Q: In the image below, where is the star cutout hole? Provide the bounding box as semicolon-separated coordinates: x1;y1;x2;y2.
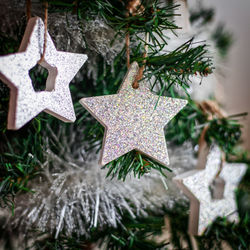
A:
209;176;225;200
29;61;57;92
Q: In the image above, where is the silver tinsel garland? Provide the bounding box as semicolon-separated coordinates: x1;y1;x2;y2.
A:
4;124;194;238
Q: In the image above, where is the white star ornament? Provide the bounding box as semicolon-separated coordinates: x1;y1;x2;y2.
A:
174;147;247;235
80;62;187;166
0;17;87;129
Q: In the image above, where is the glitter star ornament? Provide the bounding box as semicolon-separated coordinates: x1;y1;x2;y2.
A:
174;146;247;235
80;62;187;166
0;17;87;129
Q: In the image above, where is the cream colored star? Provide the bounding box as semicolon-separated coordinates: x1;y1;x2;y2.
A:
80;62;187;166
174;146;247;235
0;17;87;129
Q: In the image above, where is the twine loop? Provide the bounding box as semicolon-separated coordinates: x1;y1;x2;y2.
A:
125;0;148;89
198;100;226;177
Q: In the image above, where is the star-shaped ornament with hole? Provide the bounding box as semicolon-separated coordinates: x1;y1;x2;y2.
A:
0;17;87;129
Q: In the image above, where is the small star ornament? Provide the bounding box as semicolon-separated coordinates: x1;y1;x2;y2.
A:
174;146;247;235
80;62;187;166
0;17;87;129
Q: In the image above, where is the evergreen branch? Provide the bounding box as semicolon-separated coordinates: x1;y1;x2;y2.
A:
206;118;242;155
166;100;245;156
143;38;213;91
212;23;233;57
102;151;171;181
49;0;179;46
0;160;38;210
190;6;215;25
190;4;233;58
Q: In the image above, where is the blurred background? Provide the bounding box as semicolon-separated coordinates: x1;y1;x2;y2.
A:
190;0;250;151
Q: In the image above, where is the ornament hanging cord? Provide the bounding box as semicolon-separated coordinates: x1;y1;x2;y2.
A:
26;0;31;20
125;0;148;88
125;31;149;89
198;100;226;177
133;32;149;89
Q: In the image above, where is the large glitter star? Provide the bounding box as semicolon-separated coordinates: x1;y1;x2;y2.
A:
80;62;187;166
0;17;87;129
174;146;247;235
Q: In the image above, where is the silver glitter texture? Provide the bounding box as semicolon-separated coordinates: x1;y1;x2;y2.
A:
0;17;87;129
174;146;247;235
80;62;187;166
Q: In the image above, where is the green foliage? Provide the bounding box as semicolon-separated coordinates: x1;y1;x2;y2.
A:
190;7;215;25
23;210;168;250
206;117;242;155
0;119;44;208
189;4;233;58
29;64;49;92
49;0;213;94
166;100;244;156
49;0;179;44
48;0;115;21
237;166;250;220
105;1;179;45
166;100;204;144
0;33;20;55
198;216;250;249
103;150;171;181
78;112;104;152
145;38;212;94
0;82;9;133
212;24;233;58
30;232;91;250
101;214;167;250
0;162;36;211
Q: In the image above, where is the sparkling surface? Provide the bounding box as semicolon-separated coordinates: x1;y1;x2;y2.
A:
174;146;247;235
0;17;87;129
80;62;187;166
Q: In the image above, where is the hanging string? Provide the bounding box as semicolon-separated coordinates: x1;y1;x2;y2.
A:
73;0;79;14
125;1;132;69
125;0;147;89
197;100;226;176
132;32;149;89
26;0;31;20
216;151;226;177
38;1;48;63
